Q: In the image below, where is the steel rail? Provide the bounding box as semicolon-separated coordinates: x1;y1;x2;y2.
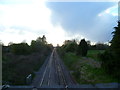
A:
39;50;54;86
54;50;68;88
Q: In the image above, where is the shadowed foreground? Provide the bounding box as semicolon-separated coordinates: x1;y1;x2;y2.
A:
2;49;119;89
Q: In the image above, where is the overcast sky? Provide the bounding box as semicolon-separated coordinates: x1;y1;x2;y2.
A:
0;0;118;46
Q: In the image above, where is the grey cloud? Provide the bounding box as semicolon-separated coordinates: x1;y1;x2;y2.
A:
46;2;117;42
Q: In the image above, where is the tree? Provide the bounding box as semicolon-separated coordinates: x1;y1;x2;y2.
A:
110;21;120;78
77;39;88;56
31;40;38;52
111;21;120;55
100;21;120;80
65;41;78;53
64;40;72;45
8;42;13;46
42;35;47;44
87;40;91;46
62;40;78;53
30;36;53;53
36;37;42;42
10;42;31;55
87;40;91;50
96;43;109;50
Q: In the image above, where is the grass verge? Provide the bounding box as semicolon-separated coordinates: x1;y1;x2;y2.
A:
62;52;81;70
62;52;118;84
87;50;105;61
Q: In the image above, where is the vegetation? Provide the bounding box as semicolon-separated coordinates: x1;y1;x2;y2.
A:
2;35;53;85
62;40;78;53
62;52;81;70
10;43;31;55
62;52;117;84
2;21;119;85
87;50;105;61
77;39;88;56
57;21;119;83
88;43;109;50
99;21;120;82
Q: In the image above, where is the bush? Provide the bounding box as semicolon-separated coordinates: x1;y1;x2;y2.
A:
65;42;78;53
77;39;88;56
2;36;53;85
99;50;119;81
10;43;31;55
99;21;120;82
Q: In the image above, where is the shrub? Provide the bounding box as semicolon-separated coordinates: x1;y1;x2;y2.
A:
77;39;88;56
10;43;31;55
100;50;119;81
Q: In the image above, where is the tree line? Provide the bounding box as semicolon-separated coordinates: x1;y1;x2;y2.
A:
2;35;53;85
57;21;120;82
57;39;109;57
100;21;120;81
2;35;53;55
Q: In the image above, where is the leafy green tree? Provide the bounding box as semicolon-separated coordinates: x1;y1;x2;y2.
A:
100;21;120;80
36;35;47;44
111;21;120;55
64;40;72;45
62;40;78;53
65;42;77;53
42;35;47;44
77;39;88;56
110;21;120;79
96;43;109;50
31;40;38;52
30;35;52;54
10;43;31;55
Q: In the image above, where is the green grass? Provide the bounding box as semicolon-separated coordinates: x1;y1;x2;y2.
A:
87;50;105;61
62;52;81;70
62;52;118;84
77;64;117;84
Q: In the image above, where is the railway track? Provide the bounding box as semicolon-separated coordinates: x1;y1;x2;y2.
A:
32;48;76;88
54;51;68;88
39;49;54;87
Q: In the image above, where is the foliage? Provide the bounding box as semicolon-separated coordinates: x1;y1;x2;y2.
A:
57;40;78;58
99;50;119;80
62;52;117;84
87;50;105;61
62;52;81;70
88;43;109;50
66;43;77;52
2;53;47;85
64;40;78;53
77;39;88;56
10;43;31;55
2;35;53;85
57;46;66;58
99;21;120;82
111;21;120;55
8;35;53;55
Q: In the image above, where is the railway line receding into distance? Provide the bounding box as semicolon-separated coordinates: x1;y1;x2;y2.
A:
31;48;77;88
